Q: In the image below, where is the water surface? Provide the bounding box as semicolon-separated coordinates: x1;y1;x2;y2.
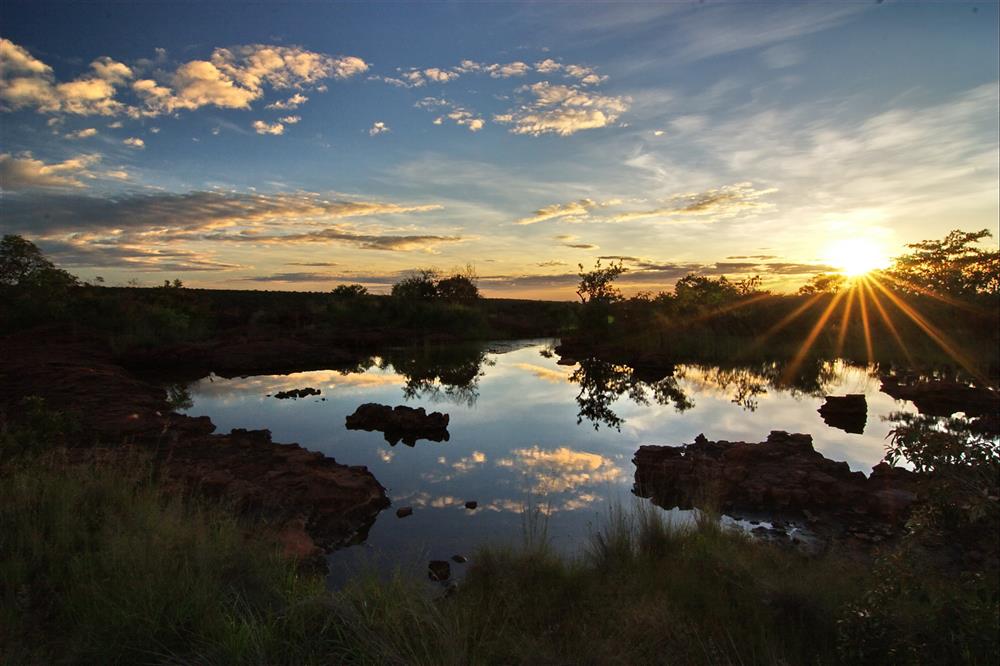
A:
180;339;918;580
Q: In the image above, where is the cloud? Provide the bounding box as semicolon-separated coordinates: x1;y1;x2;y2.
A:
0;152;100;190
37;239;241;272
1;38;133;116
133;44;366;115
65;127;98;139
369;120;390;136
252;119;284;135
608;183;776;223
417;97;484;131
238;271;340;283
2;190;444;236
499;82;630;136
123;137;145;148
486;61;531;78
517;198;598;225
496;446;623;494
266;93;308;110
279;114;301;124
563;243;598;250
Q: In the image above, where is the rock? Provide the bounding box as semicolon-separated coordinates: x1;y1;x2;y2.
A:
464;500;478;510
345;403;450;446
0;331;391;558
451;554;468;563
880;376;999;418
633;431;922;537
396;506;413;518
273;387;320;400
817;394;867;434
428;560;451;582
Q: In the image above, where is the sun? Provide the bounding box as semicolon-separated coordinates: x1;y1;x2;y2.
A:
824;238;890;277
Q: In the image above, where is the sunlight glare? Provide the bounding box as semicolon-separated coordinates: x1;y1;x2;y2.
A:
824;239;890;277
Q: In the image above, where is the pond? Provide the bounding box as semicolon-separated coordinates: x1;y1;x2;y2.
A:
179;339;919;583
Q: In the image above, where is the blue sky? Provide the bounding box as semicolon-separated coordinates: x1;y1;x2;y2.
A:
1;1;997;297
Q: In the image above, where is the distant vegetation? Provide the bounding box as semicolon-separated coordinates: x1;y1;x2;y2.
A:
566;229;999;375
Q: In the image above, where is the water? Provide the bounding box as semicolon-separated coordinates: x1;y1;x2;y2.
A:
179;339;918;580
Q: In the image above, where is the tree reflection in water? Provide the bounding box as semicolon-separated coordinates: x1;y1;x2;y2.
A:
377;344;495;407
570;358;693;431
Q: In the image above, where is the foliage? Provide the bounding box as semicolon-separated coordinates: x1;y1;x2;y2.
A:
0;235;77;290
575;259;627;304
391;269;440;300
331;283;369;299
887;228;1000;296
799;272;847;295
0;397;81;462
436;275;480;303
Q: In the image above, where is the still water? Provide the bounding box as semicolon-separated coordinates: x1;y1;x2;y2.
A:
180;339;918;580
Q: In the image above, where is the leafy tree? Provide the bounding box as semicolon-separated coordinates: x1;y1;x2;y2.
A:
576;260;627;304
672;274;739;309
391;269;439;300
331;283;369;299
436;275;480;303
798;272;847;295
887;228;999;296
0;235;77;290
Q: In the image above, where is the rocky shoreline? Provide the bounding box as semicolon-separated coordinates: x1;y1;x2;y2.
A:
0;329;390;564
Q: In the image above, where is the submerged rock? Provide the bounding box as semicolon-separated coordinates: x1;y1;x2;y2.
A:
451;554;468;563
273;387;321;399
880;376;999;418
464;500;478;510
633;431;920;534
428;560;451;582
818;394;867;434
345;403;450;446
396;506;413;518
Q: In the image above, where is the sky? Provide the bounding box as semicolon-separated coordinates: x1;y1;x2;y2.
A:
1;1;997;299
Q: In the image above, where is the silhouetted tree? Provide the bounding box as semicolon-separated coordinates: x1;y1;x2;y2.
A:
576;260;627;304
0;235;77;290
887;228;999;296
391;270;439;300
331;283;369;299
798;272;847;295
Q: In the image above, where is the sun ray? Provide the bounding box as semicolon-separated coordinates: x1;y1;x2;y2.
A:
748;292;824;352
877;272;988;313
856;280;875;364
781;290;846;384
835;283;856;357
867;275;983;381
860;277;913;366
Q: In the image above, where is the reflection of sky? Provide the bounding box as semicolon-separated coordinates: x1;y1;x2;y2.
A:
181;340;917;577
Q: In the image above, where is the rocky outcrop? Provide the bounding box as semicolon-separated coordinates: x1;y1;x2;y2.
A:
0;330;390;561
633;431;920;530
818;394;867;434
273;387;320;399
345;403;450;446
880;376;999;418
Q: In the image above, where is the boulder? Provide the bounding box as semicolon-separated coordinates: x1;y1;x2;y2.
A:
633;431;921;530
428;560;451;582
345;403;450;446
880;376;999;418
817;394;867;434
273;387;321;400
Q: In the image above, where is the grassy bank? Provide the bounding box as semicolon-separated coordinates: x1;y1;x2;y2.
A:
4;448;996;665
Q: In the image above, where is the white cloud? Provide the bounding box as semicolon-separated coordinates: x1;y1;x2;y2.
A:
369;121;390;136
501;82;631;136
516;199;599;225
279;115;301;124
0;152;101;190
266;92;309;110
486;61;531;78
252;120;284;135
123;137;145;148
0;39;133;116
65;127;98;140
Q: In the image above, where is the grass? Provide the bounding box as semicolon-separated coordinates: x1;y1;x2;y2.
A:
2;450;996;665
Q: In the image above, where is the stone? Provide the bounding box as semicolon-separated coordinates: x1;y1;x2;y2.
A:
451;554;468;563
345;403;450;446
428;560;451;582
396;506;413;518
817;394;867;434
464;500;478;510
273;387;321;399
